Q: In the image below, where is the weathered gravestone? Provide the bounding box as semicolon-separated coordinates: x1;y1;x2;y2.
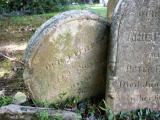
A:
23;10;110;104
106;0;160;113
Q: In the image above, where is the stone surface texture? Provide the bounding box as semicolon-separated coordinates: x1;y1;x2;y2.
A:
23;10;110;103
13;92;27;104
106;0;160;113
0;104;81;120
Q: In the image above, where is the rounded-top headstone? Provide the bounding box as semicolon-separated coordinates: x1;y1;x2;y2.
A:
23;10;109;104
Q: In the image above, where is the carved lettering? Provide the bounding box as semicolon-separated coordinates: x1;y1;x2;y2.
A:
130;94;160;102
138;9;160;18
24;10;108;105
126;64;160;73
118;81;160;89
129;31;160;42
150;52;160;59
108;0;160;112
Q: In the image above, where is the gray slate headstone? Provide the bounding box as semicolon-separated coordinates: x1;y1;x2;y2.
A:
23;10;109;104
106;0;160;113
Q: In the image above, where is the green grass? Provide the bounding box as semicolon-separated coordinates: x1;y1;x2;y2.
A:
0;4;106;44
0;3;106;82
0;96;13;107
0;4;106;26
86;4;107;17
66;4;107;17
38;110;51;120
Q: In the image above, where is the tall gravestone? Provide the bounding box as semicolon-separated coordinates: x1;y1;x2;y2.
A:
106;0;160;113
23;10;110;104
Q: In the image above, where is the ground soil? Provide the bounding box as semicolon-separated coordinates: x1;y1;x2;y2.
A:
0;24;31;96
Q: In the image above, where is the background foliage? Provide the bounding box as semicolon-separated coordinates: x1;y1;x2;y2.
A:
0;0;99;15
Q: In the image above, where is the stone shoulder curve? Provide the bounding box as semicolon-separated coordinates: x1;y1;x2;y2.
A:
24;10;109;64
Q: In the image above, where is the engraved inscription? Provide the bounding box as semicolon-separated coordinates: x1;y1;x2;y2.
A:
108;0;160;112
125;65;160;73
45;39;106;68
129;31;160;42
135;0;160;8
73;38;106;57
118;81;160;88
24;10;108;104
131;94;160;103
138;9;160;18
150;52;160;59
